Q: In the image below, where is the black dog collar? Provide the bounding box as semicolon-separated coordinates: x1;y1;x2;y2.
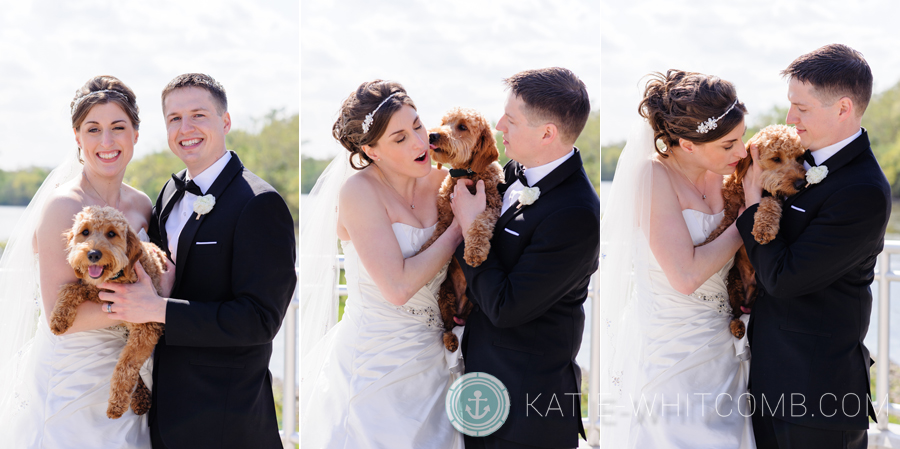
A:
449;168;475;177
108;270;125;281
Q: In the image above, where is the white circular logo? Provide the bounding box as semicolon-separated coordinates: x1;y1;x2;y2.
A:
445;372;510;436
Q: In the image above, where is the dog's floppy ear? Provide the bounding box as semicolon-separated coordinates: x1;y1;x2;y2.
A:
470;119;499;174
125;228;143;268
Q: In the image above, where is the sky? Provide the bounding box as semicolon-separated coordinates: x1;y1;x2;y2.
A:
601;0;900;145
0;0;298;170
301;0;601;160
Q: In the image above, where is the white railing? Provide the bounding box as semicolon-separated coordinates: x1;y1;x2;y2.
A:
581;241;900;448
873;241;899;429
280;274;299;448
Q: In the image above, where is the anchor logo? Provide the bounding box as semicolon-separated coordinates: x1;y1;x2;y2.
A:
446;372;510;437
465;390;491;419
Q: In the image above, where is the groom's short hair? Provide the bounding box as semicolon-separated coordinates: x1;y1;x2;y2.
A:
782;44;873;116
161;73;228;115
503;67;590;145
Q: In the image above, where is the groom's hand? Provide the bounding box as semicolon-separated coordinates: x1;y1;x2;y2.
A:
99;261;168;324
450;178;486;233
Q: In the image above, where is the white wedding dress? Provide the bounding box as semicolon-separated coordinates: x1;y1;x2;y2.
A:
621;210;754;448
2;229;152;448
302;223;464;449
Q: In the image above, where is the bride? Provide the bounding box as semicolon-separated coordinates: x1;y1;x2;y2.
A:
0;76;174;447
301;80;464;448
601;70;756;448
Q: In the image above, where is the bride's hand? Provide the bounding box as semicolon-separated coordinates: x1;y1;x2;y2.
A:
450;179;486;233
742;144;763;206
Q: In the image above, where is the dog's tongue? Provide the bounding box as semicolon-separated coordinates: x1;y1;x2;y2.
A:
88;265;103;279
429;144;437;150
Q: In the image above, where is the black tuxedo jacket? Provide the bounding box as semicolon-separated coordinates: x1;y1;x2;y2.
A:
456;149;600;448
147;152;297;449
737;130;890;431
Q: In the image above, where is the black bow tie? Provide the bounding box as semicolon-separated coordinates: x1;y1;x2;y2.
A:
514;164;530;188
171;174;203;196
802;150;817;167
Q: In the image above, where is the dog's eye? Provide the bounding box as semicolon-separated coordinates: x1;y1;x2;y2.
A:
81;229;89;236
457;124;468;132
107;231;116;238
771;157;781;163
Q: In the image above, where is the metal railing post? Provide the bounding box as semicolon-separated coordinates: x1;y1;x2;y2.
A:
282;296;298;448
878;251;890;431
588;269;601;446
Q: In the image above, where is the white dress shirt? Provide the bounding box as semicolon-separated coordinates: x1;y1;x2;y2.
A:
804;128;862;170
166;151;232;262
501;149;575;215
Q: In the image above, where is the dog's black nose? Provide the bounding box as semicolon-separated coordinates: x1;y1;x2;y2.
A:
794;178;806;190
429;132;439;145
87;250;102;263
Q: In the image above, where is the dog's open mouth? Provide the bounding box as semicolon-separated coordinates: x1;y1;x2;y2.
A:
429;144;442;153
87;265;106;279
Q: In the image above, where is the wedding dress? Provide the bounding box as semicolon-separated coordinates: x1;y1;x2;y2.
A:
601;120;754;448
621;210;754;448
1;229;152;448
301;222;464;449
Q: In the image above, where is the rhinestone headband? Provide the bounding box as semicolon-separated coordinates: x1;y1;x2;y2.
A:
696;99;739;134
71;89;127;115
361;92;399;134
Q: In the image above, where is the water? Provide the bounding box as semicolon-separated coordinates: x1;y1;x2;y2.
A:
0;204;293;381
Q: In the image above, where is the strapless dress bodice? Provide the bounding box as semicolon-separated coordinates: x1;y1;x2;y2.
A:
340;223;448;331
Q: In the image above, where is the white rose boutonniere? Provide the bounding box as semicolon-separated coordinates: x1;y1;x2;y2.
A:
516;186;541;209
805;165;828;188
193;194;216;220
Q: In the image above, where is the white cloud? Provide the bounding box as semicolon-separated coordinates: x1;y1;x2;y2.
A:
0;0;298;169
602;0;900;144
301;0;600;159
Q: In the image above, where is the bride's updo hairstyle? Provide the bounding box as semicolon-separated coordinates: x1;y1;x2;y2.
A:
71;76;140;131
333;80;416;170
639;70;747;158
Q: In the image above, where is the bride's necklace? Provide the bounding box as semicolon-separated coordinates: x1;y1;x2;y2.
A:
83;171;121;209
672;156;707;200
376;165;416;209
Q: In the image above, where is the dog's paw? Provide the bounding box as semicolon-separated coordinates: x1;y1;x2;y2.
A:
107;401;128;419
443;332;459;352
730;319;746;339
751;224;778;244
463;245;489;267
49;313;73;335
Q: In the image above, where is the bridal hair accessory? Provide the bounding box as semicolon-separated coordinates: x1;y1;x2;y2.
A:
193;194;216;219
362;93;399;134
71;89;127;114
516;186;540;209
805;165;828;188
696;99;739;134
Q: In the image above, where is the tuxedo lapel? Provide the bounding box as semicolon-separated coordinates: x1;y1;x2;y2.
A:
495;149;585;231
173;152;244;292
785;130;870;208
158;170;188;258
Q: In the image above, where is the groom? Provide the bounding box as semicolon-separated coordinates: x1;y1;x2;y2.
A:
739;44;889;448
101;73;296;448
452;67;600;449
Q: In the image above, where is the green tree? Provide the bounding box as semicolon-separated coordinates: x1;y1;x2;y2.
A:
119;111;300;226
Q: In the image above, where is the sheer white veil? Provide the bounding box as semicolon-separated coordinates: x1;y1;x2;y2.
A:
0;150;82;422
599;119;656;448
299;151;353;358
